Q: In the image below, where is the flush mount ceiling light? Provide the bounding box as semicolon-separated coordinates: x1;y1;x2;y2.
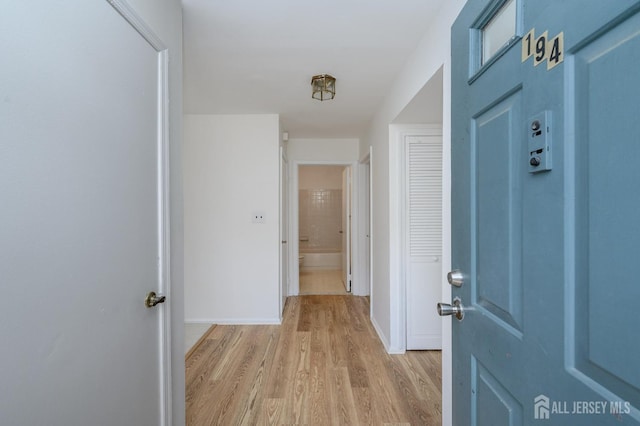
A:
311;74;336;101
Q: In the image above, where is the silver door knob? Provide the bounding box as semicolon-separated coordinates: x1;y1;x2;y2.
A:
437;297;465;321
145;291;166;308
447;270;464;287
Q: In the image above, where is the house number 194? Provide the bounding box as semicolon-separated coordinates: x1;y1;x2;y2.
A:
522;28;564;70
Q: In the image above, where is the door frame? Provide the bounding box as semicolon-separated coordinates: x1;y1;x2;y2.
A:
358;148;373;299
342;166;352;292
390;124;442;352
290;160;359;295
108;1;173;422
389;119;453;421
398;126;443;350
279;146;289;317
442;59;453;426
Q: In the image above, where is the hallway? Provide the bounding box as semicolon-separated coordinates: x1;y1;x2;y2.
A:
185;295;441;425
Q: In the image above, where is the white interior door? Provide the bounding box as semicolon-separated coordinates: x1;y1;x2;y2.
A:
341;167;352;292
359;154;371;297
405;134;442;350
0;2;168;424
364;162;370;296
279;147;289;315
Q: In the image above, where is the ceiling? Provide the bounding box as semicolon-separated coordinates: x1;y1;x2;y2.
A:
182;0;446;139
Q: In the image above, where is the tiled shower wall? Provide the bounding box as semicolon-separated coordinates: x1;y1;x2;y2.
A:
299;189;342;251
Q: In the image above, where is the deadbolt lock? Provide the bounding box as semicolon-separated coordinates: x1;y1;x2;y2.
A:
447;270;464;287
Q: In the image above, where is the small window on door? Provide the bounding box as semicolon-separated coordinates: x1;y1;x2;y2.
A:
481;0;516;65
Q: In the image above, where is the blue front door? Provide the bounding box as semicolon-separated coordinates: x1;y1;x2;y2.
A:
451;0;640;424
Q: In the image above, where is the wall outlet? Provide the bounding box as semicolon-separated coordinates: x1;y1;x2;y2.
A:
252;211;266;223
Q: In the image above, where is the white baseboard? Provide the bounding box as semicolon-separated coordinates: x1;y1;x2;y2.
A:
300;266;339;271
407;335;442;350
370;315;405;355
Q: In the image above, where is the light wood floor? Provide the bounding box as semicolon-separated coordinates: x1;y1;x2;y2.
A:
185;295;442;425
299;269;347;295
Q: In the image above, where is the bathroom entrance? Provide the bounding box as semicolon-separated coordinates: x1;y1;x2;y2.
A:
297;165;352;295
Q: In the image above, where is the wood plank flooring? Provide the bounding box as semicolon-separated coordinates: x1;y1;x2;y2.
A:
299;270;347;295
185;295;442;425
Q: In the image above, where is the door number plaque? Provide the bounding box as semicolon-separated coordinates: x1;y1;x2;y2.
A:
522;29;564;70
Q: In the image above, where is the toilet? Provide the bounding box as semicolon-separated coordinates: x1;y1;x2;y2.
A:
298;255;304;268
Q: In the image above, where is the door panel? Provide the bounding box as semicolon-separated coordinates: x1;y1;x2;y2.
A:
452;2;528;423
572;8;640;406
474;358;523;426
451;0;640;424
474;91;523;332
0;1;166;424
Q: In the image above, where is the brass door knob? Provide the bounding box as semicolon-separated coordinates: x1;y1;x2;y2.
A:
145;291;166;308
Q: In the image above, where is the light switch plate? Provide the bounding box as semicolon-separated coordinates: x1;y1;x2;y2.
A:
252;211;265;223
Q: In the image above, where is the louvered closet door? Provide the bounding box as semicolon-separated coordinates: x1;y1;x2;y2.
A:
406;134;442;350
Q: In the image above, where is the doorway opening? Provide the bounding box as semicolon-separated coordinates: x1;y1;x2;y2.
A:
390;66;445;352
297;164;352;295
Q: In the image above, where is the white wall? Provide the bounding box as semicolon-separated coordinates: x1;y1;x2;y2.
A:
299;165;344;190
287;138;360;162
364;0;464;351
361;1;466;425
125;0;184;423
298;166;344;253
184;114;281;323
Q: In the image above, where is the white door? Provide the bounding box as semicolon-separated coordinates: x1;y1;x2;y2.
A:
364;161;371;297
360;153;371;297
279;147;289;314
405;134;442;350
341;167;352;292
0;2;169;425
